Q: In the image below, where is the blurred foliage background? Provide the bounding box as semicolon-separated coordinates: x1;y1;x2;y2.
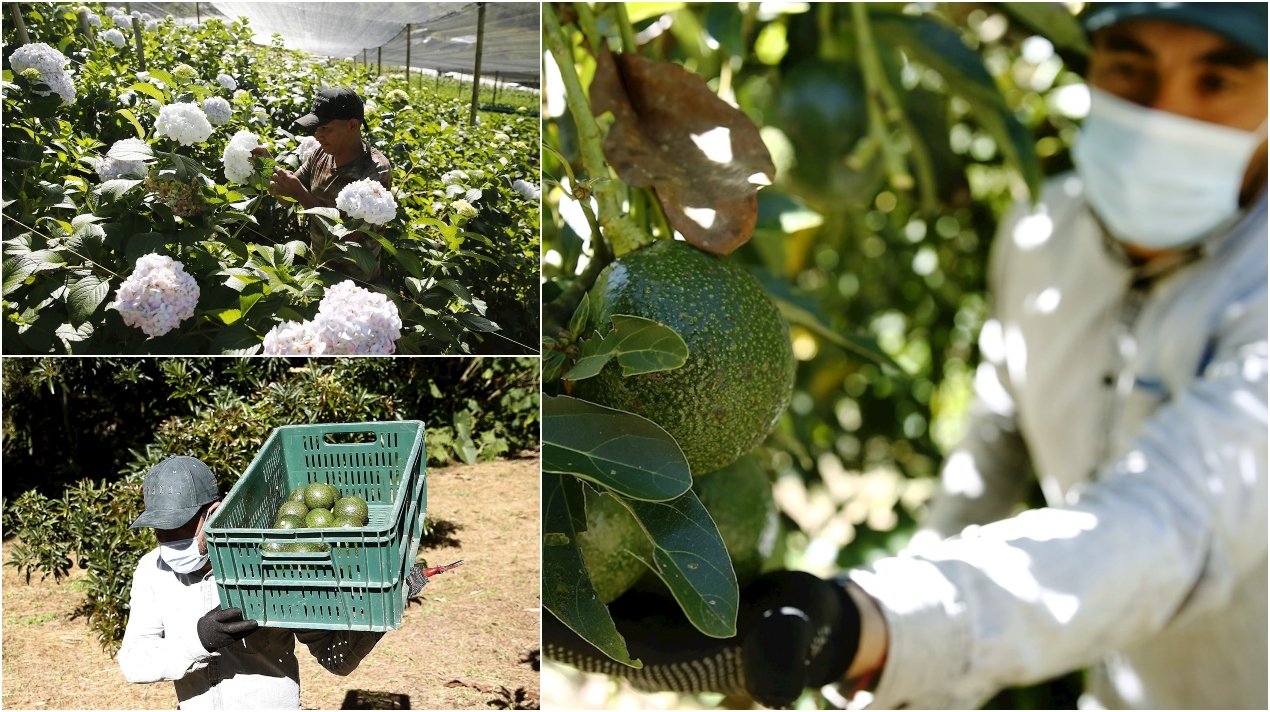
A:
543;1;1091;708
1;356;539;652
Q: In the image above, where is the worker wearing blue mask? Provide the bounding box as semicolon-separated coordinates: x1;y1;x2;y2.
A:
545;3;1267;708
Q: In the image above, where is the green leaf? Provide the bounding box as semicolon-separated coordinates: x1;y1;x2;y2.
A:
563;315;689;381
145;69;177;89
542;473;641;668
95;179;142;203
771;295;907;375
343;244;379;277
569;292;591;340
108;140;153;162
454;312;500;332
125;233;167;265
66;275;111;327
871;12;1042;198
999;2;1091;55
116;109;146;140
542;395;692;502
127;82;167;103
210;323;261;355
607;315;690;376
619;491;739;638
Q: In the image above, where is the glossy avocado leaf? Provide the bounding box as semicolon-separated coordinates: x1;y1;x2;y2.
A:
617;489;740;638
999;2;1091;56
542;473;642;668
564;314;689;381
869;12;1043;199
543;395;693;502
590;47;775;254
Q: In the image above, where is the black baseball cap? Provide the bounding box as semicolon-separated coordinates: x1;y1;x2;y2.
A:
295;88;365;130
1081;3;1268;58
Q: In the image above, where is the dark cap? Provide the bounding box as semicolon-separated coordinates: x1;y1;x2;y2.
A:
129;456;220;530
295;88;365;130
1081;3;1268;58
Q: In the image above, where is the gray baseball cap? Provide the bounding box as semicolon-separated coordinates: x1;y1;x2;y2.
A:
1081;3;1268;58
129;456;220;530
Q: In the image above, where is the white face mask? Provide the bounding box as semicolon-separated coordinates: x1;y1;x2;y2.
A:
1072;86;1266;250
159;536;209;574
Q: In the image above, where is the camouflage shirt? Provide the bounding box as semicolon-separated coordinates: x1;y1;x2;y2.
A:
296;140;391;280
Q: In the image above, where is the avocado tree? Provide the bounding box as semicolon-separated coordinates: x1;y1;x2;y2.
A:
542;1;1090;707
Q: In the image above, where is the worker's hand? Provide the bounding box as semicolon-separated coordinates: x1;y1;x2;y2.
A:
405;564;429;598
249;146;272;160
268;166;305;201
197;606;259;652
544;570;860;709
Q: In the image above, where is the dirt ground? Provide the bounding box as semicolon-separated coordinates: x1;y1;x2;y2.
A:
1;456;541;711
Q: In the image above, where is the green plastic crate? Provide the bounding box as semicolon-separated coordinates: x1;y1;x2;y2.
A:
204;421;427;631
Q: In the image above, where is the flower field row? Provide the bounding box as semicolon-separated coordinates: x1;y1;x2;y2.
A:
3;3;540;354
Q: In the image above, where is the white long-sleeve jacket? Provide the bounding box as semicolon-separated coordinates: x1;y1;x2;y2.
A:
117;547;384;710
849;174;1267;709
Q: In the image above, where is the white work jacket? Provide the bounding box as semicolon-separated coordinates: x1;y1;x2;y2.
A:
849;174;1267;709
117;547;384;710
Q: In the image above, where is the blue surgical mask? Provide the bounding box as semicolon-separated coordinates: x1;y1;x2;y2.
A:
1073;86;1266;250
159;536;209;574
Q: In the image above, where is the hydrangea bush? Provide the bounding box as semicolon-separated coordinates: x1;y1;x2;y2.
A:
3;2;540;354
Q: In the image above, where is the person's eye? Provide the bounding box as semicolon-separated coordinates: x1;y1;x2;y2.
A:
1198;72;1235;94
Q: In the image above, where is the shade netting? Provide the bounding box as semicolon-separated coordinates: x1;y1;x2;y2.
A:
117;2;540;86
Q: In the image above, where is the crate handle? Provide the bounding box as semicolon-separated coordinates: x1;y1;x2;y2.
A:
322;431;379;446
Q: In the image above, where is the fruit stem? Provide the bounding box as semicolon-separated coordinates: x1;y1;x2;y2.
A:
613;2;638;54
572;2;603;53
543;3;651;258
850;4;918;196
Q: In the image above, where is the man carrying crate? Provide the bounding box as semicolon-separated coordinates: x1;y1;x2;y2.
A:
117;456;385;710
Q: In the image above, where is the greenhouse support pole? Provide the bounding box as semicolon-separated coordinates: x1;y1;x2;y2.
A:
469;2;486;125
195;3;200;25
378;47;381;76
363;48;367;66
77;9;97;49
405;23;411;85
8;3;29;46
132;16;146;70
493;71;500;105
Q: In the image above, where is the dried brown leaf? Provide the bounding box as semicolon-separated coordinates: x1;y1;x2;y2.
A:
591;48;775;254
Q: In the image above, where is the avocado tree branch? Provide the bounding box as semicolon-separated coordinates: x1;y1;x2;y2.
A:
544;3;650;257
613;2;638;54
850;4;914;193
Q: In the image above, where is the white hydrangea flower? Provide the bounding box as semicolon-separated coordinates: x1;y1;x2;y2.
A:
493;132;510;142
313;281;401;355
96;138;149;180
465;187;482;202
10;43;76;105
296;135;320;162
450;199;478;217
100;28;126;48
140;12;152;21
144;19;159;30
111;253;200;337
216;73;237;90
154;102;213;146
262;320;327;355
363;99;377;112
335;178;397;225
440;169;468;186
222;130;260;184
110;13;128;27
87;12;101;27
131;10;140;18
202;96;231;125
512;179;541;200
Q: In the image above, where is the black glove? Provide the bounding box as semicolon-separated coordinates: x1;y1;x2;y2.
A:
544;571;860;709
197;606;259;652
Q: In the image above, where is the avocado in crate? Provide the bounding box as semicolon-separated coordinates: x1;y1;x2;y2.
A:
204;422;428;632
